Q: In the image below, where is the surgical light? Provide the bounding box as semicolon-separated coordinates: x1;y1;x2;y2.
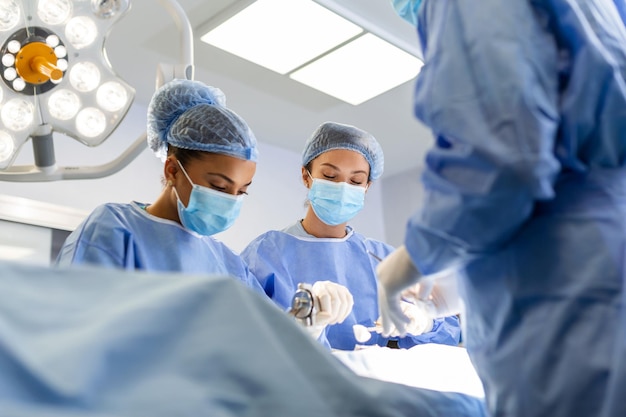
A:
0;0;195;181
48;89;80;120
65;16;98;49
1;53;13;66
76;107;106;138
38;0;72;25
69;62;100;92
0;131;13;160
1;99;34;131
92;0;126;19
0;1;19;31
97;81;128;112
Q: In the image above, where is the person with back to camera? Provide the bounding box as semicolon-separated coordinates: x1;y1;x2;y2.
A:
377;1;626;417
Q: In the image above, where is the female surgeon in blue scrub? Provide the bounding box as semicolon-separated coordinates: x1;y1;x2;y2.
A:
56;79;261;290
241;121;461;350
55;80;353;335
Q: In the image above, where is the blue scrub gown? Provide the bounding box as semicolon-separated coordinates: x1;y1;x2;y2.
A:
56;202;262;293
403;1;626;416
0;260;487;417
241;222;460;350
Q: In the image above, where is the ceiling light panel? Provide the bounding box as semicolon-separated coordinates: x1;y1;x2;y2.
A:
200;0;363;74
289;33;423;105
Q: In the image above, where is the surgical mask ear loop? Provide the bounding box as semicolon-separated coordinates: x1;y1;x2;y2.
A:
306;169;314;188
171;160;194;209
176;159;194;186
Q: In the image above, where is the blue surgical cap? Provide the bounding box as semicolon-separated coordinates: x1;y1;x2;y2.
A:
147;79;258;162
302;122;384;181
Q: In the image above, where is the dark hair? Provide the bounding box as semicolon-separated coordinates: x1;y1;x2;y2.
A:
167;145;204;166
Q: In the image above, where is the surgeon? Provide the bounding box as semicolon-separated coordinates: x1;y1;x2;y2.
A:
56;79;352;336
377;1;626;417
241;121;460;350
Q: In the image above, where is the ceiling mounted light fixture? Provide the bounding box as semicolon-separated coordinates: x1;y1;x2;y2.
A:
0;0;194;182
290;33;423;105
199;0;423;105
200;0;362;75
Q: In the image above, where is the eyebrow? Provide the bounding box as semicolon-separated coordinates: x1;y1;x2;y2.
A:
319;162;368;176
206;172;252;187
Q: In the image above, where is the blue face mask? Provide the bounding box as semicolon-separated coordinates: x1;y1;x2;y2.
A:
174;160;244;236
307;173;367;226
392;0;422;27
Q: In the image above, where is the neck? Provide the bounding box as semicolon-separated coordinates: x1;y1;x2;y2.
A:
145;186;180;224
301;207;347;238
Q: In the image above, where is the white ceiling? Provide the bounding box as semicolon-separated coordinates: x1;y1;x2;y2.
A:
104;0;435;177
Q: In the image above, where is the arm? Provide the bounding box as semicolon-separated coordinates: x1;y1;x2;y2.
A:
55;208;130;269
406;0;561;274
378;0;561;335
241;235;353;346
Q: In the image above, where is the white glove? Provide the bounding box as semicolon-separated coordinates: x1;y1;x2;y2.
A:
378;300;434;338
376;245;423;337
306;281;354;340
400;268;463;319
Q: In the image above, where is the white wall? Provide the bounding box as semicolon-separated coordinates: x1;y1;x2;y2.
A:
379;165;426;248
0;101;388;255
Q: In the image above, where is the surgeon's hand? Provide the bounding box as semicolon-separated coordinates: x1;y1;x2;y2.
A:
312;281;353;326
401;270;463;320
306;281;354;340
378;300;434;337
376;245;423;337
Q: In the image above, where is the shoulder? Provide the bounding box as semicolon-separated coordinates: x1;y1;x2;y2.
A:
208;237;241;258
243;230;287;251
353;232;395;255
76;202;138;235
88;202;135;220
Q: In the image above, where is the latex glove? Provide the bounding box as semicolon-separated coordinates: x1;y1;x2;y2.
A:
401;268;463;319
353;301;433;343
306;281;354;340
378;300;434;338
376;245;423;337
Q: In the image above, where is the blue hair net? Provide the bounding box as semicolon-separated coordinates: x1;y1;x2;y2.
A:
302;122;384;181
147;79;258;162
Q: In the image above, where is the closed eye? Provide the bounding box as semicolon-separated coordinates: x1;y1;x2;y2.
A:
210;184;227;192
